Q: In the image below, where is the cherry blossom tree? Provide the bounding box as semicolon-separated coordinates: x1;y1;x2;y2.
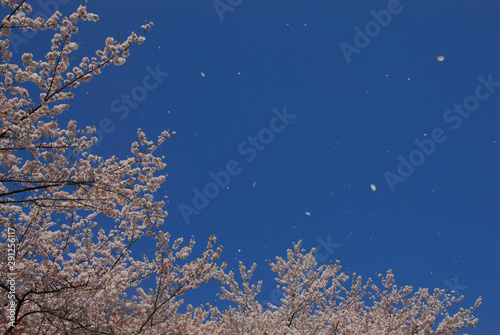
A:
0;1;223;333
210;240;481;335
0;1;481;334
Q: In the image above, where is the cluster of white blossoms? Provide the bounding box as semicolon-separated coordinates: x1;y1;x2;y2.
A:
1;4;150;106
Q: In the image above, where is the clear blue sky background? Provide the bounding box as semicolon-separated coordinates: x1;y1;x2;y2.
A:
19;0;499;333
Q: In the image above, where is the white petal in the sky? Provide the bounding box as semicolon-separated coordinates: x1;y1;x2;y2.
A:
201;72;205;77
370;184;376;191
305;212;311;216
437;56;445;61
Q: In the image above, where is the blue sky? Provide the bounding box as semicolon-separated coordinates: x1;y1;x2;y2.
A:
21;0;500;333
